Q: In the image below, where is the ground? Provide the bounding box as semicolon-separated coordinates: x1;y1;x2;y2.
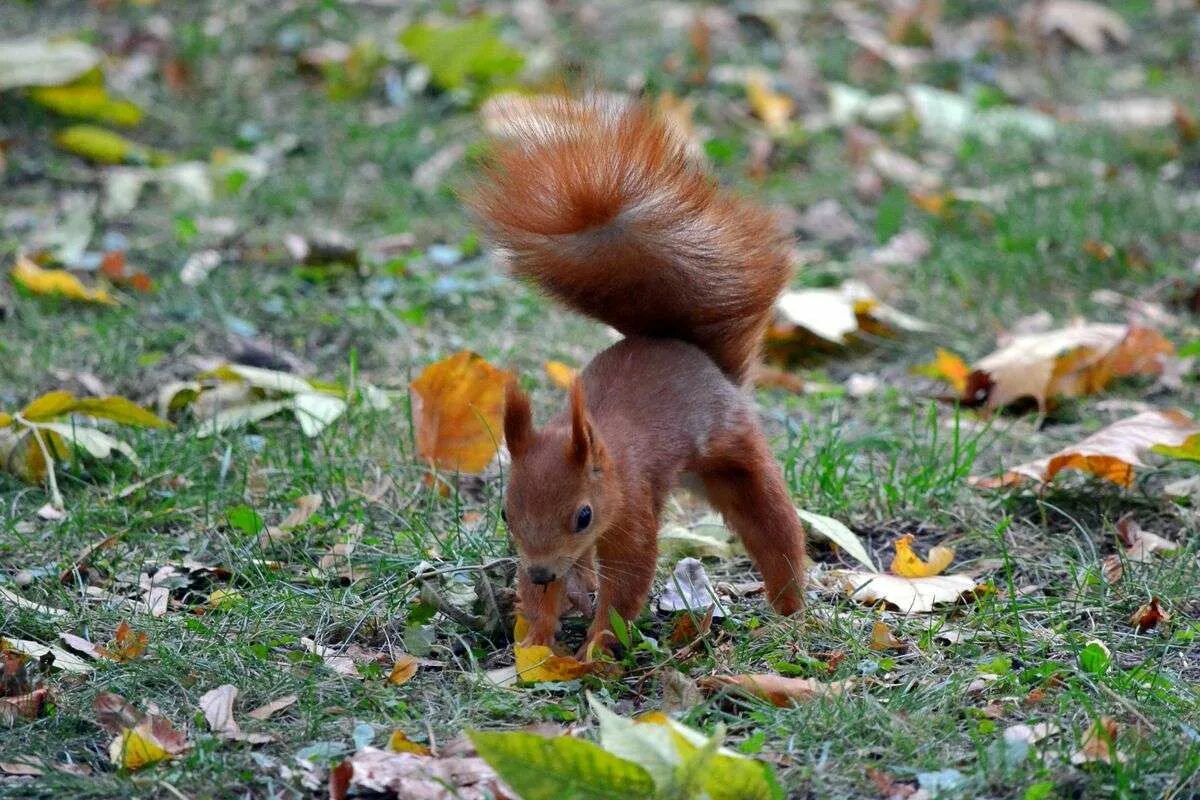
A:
1;1;1199;799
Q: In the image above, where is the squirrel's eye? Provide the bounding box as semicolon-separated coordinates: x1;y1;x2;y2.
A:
573;505;593;532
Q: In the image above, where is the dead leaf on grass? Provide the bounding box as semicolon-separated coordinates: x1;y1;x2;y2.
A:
94;692;190;770
410;352;509;474
773;280;931;349
1130;597;1170;632
834;571;978;614
1019;0;1131;54
97;621;148;662
868;621;907;651
889;534;954;578
699;674;852;707
1071;717;1126;765
973;409;1200;488
330;747;509;800
387;653;418;687
247;694;298;721
301;638;362;680
387;730;433;756
746;72;794;135
198;684;275;744
10;253;115;304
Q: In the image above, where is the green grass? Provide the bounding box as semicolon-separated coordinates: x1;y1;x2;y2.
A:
2;1;1200;798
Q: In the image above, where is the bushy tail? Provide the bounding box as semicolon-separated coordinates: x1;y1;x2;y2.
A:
467;93;792;384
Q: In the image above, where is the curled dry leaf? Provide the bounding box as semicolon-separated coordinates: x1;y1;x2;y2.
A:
513;643;591;684
889;534;954;578
388;730;433;756
95;692;190;770
261;492;322;545
387;653;418;686
955;323;1173;411
657;558;725;617
1;637;92;674
97;621;148;663
773;281;931;349
973;409;1200;488
1130;597;1169;632
1071;717;1125;765
1019;0;1131;54
699;673;852;707
246;693;298;721
0;687;50;723
330;747;509;800
410;352;509;474
869;621;906;651
1102;516;1179;584
832;571;978;614
745;72;794;135
199;684;275;744
301;638;362;680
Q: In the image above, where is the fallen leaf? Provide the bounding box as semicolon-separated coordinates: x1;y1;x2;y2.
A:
1;637;92;674
30;83;142;127
960;323;1173;411
387;730;433;756
0;687;50;723
657;558;725;617
0;38;102;89
543;361;577;390
335;746;510;800
699;674;852;707
866;766;917;800
399;17;523;94
832;571;978;614
388;653;418;686
514;644;591;684
0;587;67;617
1020;0;1131;54
10;254;115;305
797;508;878;572
868;621;906;651
301;638;362;680
95;692;189;770
247;694;298;721
1130;597;1169;632
914;348;970;394
774;281;930;348
199;684;240;738
890;534;955;578
55;125;164;166
261;493;323;544
410;352;509;474
97;621;148;662
746;72;793;135
1071;717;1125;765
973;409;1200;488
59;632;101;659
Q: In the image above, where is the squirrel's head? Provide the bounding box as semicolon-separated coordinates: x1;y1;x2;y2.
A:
502;379;620;585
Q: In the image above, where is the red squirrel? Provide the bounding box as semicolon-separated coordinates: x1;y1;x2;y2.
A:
468;94;807;656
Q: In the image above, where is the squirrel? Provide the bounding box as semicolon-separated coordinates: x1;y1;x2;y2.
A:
468;93;807;656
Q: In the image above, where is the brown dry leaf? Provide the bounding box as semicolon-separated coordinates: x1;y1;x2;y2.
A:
698;674;852;707
388;653;418;686
868;621;906;651
1019;1;1131;54
199;684;275;744
832;570;978;614
0;687;50;723
1071;717;1126;765
261;492;323;545
97;621;148;662
543;360;576;391
301;637;362;680
866;766;917;800
95;692;190;770
1102;515;1179;584
246;693;298;721
59;632;101;659
668;606;716;648
1130;597;1170;632
973;409;1200;488
409;352;509;474
330;747;509;800
889;534;955;578
962;323;1172;411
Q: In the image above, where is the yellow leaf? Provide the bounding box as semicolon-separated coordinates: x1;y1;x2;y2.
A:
513;613;530;642
0;413;11;427
387;653;418;686
890;534;955;578
10;255;115;305
54;124;164;165
914;348;970;393
109;725;170;770
29;84;143;126
868;621;906;651
745;73;793;135
207;589;243;610
71;396;170;428
543;360;577;390
514;643;590;683
409;351;509;474
387;730;432;755
20;390;77;421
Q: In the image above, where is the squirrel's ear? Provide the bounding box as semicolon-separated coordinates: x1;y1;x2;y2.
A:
568;378;600;465
504;380;533;460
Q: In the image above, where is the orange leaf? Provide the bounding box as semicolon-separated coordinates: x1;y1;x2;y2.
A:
890;534;955;578
98;621;148;663
914;348;969;393
543;360;576;390
1071;717;1125;765
387;653;418;686
1130;597;1169;632
387;730;432;756
868;621;906;651
10;254;115;305
973;409;1200;488
698;673;851;707
409;352;510;474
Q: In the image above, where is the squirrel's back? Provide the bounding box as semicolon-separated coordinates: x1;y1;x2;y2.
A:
468;93;792;384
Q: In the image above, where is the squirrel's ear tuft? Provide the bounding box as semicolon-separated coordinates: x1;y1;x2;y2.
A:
568;378;600;465
504;380;533;459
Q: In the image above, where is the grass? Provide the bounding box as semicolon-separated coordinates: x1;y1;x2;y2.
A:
2;1;1200;798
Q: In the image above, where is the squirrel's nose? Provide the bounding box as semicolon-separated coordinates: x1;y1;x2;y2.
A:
528;566;557;585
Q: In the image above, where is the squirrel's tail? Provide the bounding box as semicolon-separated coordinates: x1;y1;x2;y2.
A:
468;93;792;384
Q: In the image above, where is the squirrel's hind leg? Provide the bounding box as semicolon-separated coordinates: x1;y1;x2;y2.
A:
696;423;807;616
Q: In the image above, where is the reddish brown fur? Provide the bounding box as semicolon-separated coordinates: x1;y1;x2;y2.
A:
473;95;806;655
